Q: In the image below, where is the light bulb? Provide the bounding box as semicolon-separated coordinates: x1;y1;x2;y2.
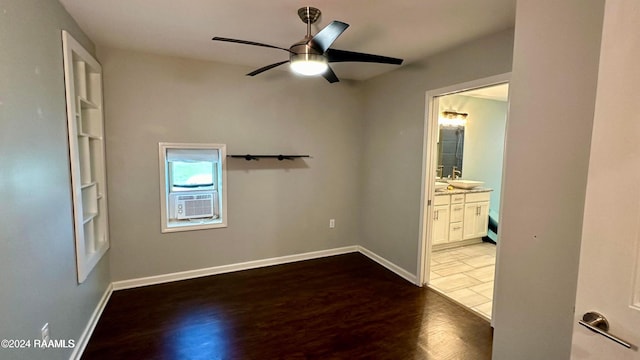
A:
290;54;328;76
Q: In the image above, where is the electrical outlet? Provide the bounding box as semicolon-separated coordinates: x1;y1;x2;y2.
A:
41;323;50;342
329;219;335;228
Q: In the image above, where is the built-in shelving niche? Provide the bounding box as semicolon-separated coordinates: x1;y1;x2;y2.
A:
62;31;109;283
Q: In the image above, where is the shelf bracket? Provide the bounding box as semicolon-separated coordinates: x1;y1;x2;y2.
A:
228;154;310;161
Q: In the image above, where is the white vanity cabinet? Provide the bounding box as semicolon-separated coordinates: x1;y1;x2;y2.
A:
448;194;465;242
433;190;490;250
432;196;451;245
463;192;490;240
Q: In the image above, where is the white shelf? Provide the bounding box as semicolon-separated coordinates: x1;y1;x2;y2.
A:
78;96;99;109
80;181;96;189
82;212;98;224
78;132;103;140
63;30;110;284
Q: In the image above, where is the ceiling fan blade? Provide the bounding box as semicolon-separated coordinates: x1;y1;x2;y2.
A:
246;60;289;76
322;66;340;83
212;37;292;53
326;48;403;65
308;21;349;53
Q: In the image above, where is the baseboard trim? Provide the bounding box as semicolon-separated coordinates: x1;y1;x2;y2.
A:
69;283;113;360
112;245;418;291
357;246;418;285
76;246;418;359
112;246;359;290
432;238;483;251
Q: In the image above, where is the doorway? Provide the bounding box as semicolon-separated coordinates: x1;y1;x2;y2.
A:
417;73;510;322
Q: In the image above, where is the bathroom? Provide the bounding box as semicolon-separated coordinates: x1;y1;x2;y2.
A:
427;83;509;320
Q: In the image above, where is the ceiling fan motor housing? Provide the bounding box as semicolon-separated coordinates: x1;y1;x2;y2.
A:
289;39;327;76
290;38;323;57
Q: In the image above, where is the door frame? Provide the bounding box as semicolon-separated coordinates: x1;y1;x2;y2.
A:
416;73;511;296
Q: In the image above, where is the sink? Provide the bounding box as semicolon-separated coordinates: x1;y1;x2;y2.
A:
447;179;484;189
434;181;448;191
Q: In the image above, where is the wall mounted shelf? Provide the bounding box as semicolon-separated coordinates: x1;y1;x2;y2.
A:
228;154;310;161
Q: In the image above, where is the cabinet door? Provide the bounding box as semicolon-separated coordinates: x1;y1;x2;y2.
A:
463;201;490;239
475;201;489;237
432;204;450;245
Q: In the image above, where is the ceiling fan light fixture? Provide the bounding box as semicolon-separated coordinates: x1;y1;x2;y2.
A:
212;6;403;82
290;53;328;76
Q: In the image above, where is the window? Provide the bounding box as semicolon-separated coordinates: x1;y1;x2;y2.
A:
159;143;227;232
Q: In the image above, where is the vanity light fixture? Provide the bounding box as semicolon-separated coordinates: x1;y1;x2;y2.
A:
442;110;468;119
440;110;469;127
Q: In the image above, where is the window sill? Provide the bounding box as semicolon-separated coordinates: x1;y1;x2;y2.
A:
162;219;227;233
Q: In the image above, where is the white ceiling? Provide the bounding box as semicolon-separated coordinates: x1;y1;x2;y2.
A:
58;0;516;81
463;83;510;102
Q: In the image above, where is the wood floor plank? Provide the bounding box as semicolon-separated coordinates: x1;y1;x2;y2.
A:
82;253;492;359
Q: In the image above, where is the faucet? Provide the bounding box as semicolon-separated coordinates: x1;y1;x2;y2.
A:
452;166;462;180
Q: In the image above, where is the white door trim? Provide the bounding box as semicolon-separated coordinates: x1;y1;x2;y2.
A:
416;73;511;294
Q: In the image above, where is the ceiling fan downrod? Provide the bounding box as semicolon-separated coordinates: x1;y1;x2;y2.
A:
298;6;321;38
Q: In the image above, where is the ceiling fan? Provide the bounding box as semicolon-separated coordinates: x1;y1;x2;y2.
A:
212;6;404;83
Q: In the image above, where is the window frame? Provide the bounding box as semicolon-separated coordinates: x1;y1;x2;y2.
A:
168;160;216;192
159;142;227;233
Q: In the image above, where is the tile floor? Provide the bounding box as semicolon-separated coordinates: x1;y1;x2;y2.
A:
429;242;496;320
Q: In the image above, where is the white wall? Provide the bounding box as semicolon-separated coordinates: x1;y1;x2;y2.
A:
439;94;508;217
99;47;365;281
492;1;605;359
0;1;111;359
359;29;514;274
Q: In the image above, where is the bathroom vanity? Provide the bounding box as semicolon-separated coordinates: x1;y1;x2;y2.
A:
432;188;491;250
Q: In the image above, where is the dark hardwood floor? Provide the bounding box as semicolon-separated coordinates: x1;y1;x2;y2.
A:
82;253;492;359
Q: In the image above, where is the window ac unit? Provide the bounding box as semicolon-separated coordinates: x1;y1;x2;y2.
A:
175;193;214;219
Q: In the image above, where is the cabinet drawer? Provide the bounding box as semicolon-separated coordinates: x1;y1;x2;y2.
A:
465;191;490;203
451;194;465;204
450;204;464;222
434;195;450;206
449;222;463;241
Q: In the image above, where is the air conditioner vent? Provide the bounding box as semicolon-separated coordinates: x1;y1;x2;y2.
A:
175;192;214;219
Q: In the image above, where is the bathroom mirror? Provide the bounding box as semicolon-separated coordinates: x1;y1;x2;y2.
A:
437;124;465;179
